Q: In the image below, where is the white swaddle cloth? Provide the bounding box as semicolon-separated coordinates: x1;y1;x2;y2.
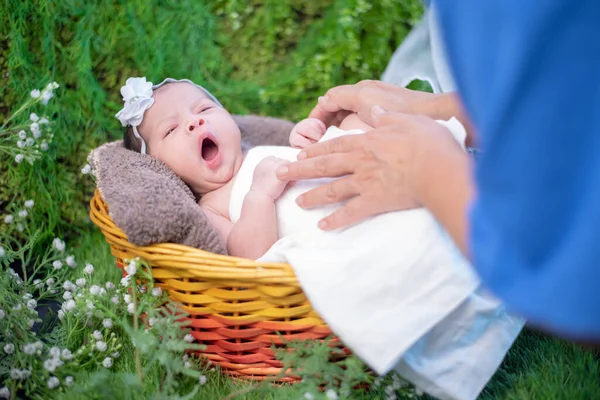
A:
229;119;524;400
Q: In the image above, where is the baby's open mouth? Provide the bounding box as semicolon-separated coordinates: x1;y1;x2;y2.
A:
201;137;219;161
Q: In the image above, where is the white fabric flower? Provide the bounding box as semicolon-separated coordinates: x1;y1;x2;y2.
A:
102;357;113;368
115;77;154;127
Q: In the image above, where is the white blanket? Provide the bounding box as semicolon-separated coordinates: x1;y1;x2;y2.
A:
229;119;524;400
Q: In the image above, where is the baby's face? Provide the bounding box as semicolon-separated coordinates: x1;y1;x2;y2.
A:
138;82;243;195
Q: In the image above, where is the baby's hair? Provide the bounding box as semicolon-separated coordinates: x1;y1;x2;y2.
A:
123;125;143;153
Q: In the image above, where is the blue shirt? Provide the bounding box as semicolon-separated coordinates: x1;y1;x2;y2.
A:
435;1;600;338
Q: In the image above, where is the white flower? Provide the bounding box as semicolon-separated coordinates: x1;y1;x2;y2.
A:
125;261;137;276
115;77;155;127
102;357;113;368
23;343;37;355
30;122;40;136
30;112;39;122
138;285;147;294
112;351;120;358
0;387;9;399
127;303;135;314
86;300;95;309
46;277;56;286
304;393;314;400
65;376;74;386
44;358;59;372
47;376;60;389
199;375;207;385
15;154;24;163
25;137;34;147
17;129;27;139
0;247;4;258
110;295;119;304
120;276;130;287
39;117;49;124
184;334;194;343
90;285;101;295
52;82;59;89
63;280;76;291
96;341;107;352
16;223;24;232
3;215;13;224
84;263;94;275
76;278;86;287
58;310;65;320
326;389;338;400
62;299;76;312
151;287;163;297
34;279;43;288
18;210;28;218
23;293;33;299
4;344;14;354
102;318;113;329
27;299;37;309
24;199;34;208
40;142;48;151
10;369;21;380
81;164;92;174
148;317;157;326
99;287;107;296
123;294;132;304
0;309;4;319
61;349;73;360
105;281;115;290
184;360;192;368
17;140;25;148
52;238;65;252
30;89;41;98
66;255;76;268
41;90;53;105
50;346;61;358
52;260;63;270
92;330;103;340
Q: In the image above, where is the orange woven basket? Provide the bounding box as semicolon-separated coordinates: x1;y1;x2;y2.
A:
89;190;345;381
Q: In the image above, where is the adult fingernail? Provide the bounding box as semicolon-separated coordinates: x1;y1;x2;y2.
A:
276;165;288;176
371;105;385;116
297;151;307;160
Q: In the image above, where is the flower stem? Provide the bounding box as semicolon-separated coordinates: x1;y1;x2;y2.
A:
132;283;143;386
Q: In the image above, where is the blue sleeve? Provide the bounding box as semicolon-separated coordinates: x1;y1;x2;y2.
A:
434;0;600;338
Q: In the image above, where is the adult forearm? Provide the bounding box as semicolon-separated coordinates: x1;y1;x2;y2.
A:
227;191;278;259
415;143;475;257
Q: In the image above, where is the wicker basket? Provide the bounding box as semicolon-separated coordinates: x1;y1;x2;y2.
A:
89;190;344;381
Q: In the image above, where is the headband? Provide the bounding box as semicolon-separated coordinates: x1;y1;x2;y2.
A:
115;77;222;154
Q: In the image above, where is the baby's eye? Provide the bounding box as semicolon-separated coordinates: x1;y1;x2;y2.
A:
165;127;176;136
196;105;213;114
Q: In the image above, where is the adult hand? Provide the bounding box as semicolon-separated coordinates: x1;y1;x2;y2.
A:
275;107;464;231
308;80;440;128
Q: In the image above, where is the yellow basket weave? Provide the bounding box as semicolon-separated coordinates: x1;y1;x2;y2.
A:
89;190;345;381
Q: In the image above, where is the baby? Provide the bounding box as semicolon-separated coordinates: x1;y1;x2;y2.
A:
117;77;371;259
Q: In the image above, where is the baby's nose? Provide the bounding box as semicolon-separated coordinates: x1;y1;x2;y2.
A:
188;118;205;132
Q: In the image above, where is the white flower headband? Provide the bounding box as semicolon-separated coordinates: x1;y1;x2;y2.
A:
115;77;222;154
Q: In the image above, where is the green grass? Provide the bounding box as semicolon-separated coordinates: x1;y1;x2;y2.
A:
1;1;599;399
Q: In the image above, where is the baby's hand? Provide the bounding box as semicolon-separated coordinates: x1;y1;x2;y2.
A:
251;156;293;200
289;118;327;149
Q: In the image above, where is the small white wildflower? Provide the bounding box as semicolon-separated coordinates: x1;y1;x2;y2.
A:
4;344;15;354
52;260;63;270
23;293;33;300
83;263;94;275
63;255;76;268
125;261;137;276
61;349;72;360
50;346;61;358
62;299;76;312
30;122;40;136
25;137;34;147
304;393;314;400
43;359;58;372
111;351;120;358
199;375;207;385
58;310;65;320
26;299;37;309
123;294;131;304
46;277;56;286
184;360;192;368
16;223;24;232
76;278;86;287
28;318;35;328
63;280;76;291
12;303;22;311
120;276;130;287
127;303;135;314
17;140;25;148
10;369;21;380
23;343;36;355
34;279;43;288
15;154;24;163
35;341;43;349
138;285;147;294
52;238;65;252
3;215;13;224
90;285;101;295
65;376;74;386
0;247;4;258
102;357;113;368
0;309;4;319
92;330;103;340
47;376;60;389
30;112;39;122
86;300;95;310
98;287;107;296
95;341;107;352
41;90;53;105
110;295;119;304
326;389;338;400
102;318;113;329
24;199;34;208
52;82;59;89
30;89;41;98
0;387;9;398
148;317;157;326
151;287;163;297
39;117;49;124
81;164;92;174
40;141;48;151
184;334;194;343
105;281;115;290
18;210;28;218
